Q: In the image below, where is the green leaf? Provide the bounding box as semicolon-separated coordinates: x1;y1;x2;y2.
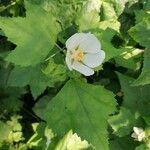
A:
27;123;44;148
75;0;101;32
0;94;23;113
96;28;126;61
115;48;143;70
108;107;138;137
129;16;150;85
100;1;117;20
27;123;54;149
109;136;138;150
41;0;86;29
0;1;58;66
0;87;24;113
135;10;150;24
117;73;150;116
76;0;121;32
8;65;53;99
8;58;66;99
42;58;67;83
33;96;51;118
0;115;24;144
143;116;150;127
131;46;150;86
103;0;126;16
129;16;150;49
0;64;12;88
98;19;120;32
44;80;117;149
76;10;100;32
101;0;129;18
144;0;150;10
0;122;11;143
135;144;147;150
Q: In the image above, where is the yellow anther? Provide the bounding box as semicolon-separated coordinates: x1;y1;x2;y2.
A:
72;49;84;61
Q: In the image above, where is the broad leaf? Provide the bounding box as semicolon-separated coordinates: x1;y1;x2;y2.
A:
109;136;138;150
117;73;150;116
115;48;143;70
108;107;139;137
132;49;150;86
0;87;25;113
96;28;126;61
129;15;150;48
100;1;117;20
41;0;86;29
33;96;51;118
8;62;66;99
8;65;53;99
135;144;147;150
0;1;58;66
129;16;150;85
98;19;120;32
44;80;117;149
143;116;150;127
76;10;100;32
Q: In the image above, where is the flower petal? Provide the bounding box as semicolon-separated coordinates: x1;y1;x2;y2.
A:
79;33;101;53
72;61;94;76
138;136;143;142
131;133;137;139
133;127;143;135
65;33;85;51
82;50;105;68
65;51;72;70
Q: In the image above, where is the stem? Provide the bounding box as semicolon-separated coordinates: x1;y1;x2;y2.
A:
45;51;60;61
45;43;66;61
45;44;66;61
55;43;66;53
0;1;16;12
45;139;51;150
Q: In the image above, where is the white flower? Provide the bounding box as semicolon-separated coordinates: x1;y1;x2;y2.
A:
131;127;146;142
85;0;101;12
65;33;105;76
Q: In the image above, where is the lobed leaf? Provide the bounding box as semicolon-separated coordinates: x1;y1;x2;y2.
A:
129;15;150;85
44;80;117;149
0;1;58;66
117;73;150;116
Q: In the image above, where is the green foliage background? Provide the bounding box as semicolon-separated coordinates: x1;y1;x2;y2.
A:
0;0;150;149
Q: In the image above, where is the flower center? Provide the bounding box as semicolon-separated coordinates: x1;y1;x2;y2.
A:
72;49;84;61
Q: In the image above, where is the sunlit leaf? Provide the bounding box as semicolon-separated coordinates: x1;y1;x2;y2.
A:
0;1;58;66
44;80;117;149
